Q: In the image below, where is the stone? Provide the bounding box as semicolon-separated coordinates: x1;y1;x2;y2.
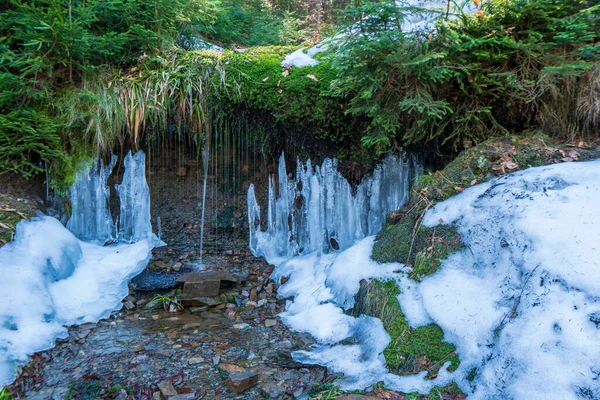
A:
169;394;196;400
181;279;220;298
260;380;286;399
227;371;259;393
219;363;246;374
188;357;204;365
158;380;177;397
179;296;222;307
233;323;250;330
249;288;258;302
172;262;182;272
265;319;277;327
152;392;162;400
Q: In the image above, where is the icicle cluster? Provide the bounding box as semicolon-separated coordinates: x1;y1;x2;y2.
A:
247;153;418;260
67;155;117;242
67;150;157;244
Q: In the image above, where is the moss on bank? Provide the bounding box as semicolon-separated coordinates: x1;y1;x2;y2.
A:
352;280;458;378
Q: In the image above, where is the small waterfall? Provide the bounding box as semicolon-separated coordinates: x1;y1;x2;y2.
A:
247;153;418;261
67;155;117;243
67;150;159;244
198;146;209;266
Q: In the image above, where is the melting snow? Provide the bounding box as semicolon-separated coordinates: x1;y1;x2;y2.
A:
1;150;161;389
0;217;155;388
252;158;600;398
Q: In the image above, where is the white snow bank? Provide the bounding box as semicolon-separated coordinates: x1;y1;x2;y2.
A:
282;43;327;68
0;216;154;388
415;159;600;399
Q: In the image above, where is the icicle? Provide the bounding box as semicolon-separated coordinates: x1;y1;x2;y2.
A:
248;153;417;260
116;151;153;243
157;216;162;241
67;155;117;243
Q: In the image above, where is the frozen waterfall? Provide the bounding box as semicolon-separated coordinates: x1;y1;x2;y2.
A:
247;153;418;261
67;150;159;244
66;155;117;243
116;151;154;243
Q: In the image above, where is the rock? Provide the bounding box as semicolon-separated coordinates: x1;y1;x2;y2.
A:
227;371;259;393
260;380;286;399
219;363;246;374
249;288;258;302
158;380;178;397
180;296;222;307
233;323;251;330
172;262;182;272
189;306;208;314
265;319;277;327
115;389;128;400
152;392;162;400
169;394;196;400
181;278;221;298
188;357;204;365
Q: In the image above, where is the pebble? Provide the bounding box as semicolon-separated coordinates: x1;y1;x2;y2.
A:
158;380;177;397
233;323;250;330
265;319;277;327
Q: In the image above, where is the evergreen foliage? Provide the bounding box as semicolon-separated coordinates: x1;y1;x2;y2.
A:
1;0;598;187
328;0;600;154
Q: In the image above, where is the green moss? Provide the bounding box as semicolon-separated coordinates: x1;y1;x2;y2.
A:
352;280;459;378
404;382;465;400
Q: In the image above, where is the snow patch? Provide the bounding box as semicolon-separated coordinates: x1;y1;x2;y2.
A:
0;216;154;388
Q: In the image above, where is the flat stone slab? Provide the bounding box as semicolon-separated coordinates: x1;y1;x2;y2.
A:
227;371;259;393
181;279;220;298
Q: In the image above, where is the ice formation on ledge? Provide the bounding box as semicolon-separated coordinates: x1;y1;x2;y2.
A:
116;151;154;243
253;157;600;397
67;150;160;245
0;216;154;388
66;155;117;243
247;153;418;261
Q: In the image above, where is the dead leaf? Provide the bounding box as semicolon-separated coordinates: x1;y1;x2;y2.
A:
561;157;574;162
282;69;290;77
454;186;464;192
307;74;319;81
277;80;281;87
420;187;429;196
262;76;269;82
470;179;477;186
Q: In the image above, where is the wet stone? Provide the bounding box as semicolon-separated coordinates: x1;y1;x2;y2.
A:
159;380;178;397
227;371;259;393
265;319;277;327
